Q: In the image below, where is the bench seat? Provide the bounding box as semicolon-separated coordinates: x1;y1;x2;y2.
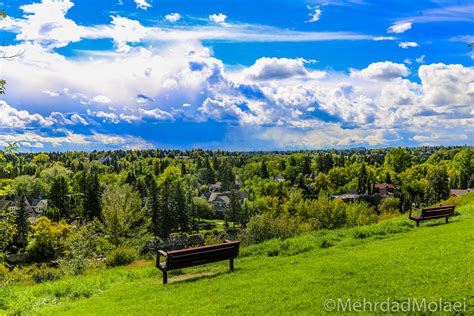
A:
409;205;455;226
156;240;240;284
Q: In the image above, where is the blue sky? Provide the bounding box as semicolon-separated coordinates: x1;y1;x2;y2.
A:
0;0;472;151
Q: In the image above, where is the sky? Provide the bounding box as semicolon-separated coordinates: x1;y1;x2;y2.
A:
0;0;472;152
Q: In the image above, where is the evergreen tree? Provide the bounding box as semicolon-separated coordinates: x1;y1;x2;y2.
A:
261;161;269;179
227;190;241;230
357;163;368;194
175;181;188;233
145;174;160;238
49;175;69;219
15;191;30;251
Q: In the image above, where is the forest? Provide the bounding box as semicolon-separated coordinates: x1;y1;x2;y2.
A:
0;145;473;281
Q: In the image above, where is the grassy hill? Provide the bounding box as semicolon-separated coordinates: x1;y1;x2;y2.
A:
2;193;474;315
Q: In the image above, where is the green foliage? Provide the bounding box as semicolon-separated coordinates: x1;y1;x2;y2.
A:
105;247;138;267
27;217;70;261
242;213;307;244
384;147;411;173
379;197;401;213
49;175;69;218
102;184;148;246
31;264;63;284
0;208;16;253
58;220;110;276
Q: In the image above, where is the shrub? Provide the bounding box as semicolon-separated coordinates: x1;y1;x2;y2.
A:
379;197;401;214
31;264;63;283
242;214;306;245
345;202;378;227
27;217;70;261
105;247;138;267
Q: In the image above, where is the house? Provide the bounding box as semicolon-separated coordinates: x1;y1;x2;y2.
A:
202;190;248;218
374;183;395;195
449;189;473;197
209;182;222;192
32;199;48;214
273;175;285;182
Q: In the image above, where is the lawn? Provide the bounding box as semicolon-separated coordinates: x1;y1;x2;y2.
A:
2;194;473;315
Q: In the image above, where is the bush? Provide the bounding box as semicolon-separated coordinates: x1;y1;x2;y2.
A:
105;247;138;267
242;214;306;245
379;197;401;214
31;264;63;283
345;202;378;227
27;217;70;261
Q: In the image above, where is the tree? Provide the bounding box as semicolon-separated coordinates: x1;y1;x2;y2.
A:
145;174;160;238
426;165;449;203
452;148;474;189
174;181;188;233
15;191;30;251
0;208;16;255
261;160;269;179
27;217;70;260
357;163;368;194
49;175;69;219
384;147;411;174
227;190;241;230
102;184;148;246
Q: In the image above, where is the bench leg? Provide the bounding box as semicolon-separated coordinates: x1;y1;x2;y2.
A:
446;217;448;223
163;270;168;284
416;220;419;227
230;259;234;272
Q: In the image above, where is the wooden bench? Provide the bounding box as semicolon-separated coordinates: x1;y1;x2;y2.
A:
156;240;240;284
409;205;455;226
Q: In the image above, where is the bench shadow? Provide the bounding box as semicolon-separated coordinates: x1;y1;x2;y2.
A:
166;268;238;284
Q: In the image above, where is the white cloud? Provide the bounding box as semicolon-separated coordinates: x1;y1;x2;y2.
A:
165;13;181;23
373;36;397;41
387;22;412;34
92;95;112;104
307;6;322;23
209;13;228;25
243;57;319;81
135;0;151;10
0;100;52;128
416;55;425;63
350;62;410;80
399;41;419;49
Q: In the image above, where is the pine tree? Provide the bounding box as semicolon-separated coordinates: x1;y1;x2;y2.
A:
145;174;160;238
227;191;241;230
50;175;69;219
175;181;188;233
261;161;269;179
15;191;30;251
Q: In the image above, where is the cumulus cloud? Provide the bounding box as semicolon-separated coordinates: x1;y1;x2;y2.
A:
387;21;412;34
350;62;410;80
0;100;52;128
209;13;228;25
165;13;181;23
135;0;151;10
399;41;419;49
243;57;319;81
307;5;322;23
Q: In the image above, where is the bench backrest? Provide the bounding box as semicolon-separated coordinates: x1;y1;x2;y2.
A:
166;241;240;270
421;205;455;218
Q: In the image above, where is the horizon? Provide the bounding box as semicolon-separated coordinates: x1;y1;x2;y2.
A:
0;0;473;151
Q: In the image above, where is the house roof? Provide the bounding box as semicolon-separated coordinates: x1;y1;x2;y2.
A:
374;183;395;189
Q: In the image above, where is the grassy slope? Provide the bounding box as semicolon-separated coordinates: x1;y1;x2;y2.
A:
3;194;474;315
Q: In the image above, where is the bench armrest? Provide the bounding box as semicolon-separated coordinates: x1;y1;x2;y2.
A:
158;250;168;257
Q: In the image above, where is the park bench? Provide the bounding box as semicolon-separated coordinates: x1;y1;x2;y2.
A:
409;205;455;227
156;240;240;284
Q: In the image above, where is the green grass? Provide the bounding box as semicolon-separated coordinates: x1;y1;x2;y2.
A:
2;194;474;315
